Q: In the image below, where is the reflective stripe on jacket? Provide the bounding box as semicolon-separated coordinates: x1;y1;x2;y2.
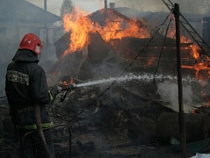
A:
16;121;54;130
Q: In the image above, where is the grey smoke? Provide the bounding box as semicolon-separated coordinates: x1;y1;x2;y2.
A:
157;80;196;113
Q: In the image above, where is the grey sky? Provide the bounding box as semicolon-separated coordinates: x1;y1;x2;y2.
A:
26;0;109;16
25;0;207;17
26;0;169;16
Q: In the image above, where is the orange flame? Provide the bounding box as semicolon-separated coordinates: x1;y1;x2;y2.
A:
63;7;150;55
63;81;68;86
145;56;155;67
190;44;200;60
70;77;75;84
178;35;210;108
62;77;75;86
96;18;150;42
180;36;191;43
182;63;210;79
178;35;210;80
63;7;94;55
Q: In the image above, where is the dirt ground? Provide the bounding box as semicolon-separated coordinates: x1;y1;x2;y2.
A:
54;123;197;158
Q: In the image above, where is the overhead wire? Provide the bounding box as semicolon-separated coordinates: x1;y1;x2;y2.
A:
153;16;173;79
97;13;173;99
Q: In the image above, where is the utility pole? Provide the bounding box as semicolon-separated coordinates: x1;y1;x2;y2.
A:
44;0;48;45
104;0;107;18
173;3;188;158
44;0;47;11
104;0;107;9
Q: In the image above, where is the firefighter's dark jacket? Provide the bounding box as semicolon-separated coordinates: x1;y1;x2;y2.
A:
5;49;58;129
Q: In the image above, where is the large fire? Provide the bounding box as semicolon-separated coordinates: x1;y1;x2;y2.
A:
63;7;94;55
63;7;150;55
62;6;210;107
62;7;210;81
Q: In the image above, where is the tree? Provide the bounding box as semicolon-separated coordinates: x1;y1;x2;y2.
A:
60;0;74;16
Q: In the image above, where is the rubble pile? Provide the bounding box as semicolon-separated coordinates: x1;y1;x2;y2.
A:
43;32;210;157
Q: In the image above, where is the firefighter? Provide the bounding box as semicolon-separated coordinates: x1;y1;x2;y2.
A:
5;33;63;158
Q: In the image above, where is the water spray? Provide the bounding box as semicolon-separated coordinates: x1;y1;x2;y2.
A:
74;73;199;88
59;73;201;102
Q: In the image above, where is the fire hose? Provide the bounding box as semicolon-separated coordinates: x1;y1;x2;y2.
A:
35;104;52;158
33;83;76;158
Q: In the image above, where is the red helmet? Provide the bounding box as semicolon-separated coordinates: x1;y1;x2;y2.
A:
19;33;43;55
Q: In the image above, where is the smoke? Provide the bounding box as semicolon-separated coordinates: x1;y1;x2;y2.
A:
112;0;207;14
0;40;18;96
113;0;167;12
70;72;205;114
157;80;196;113
25;0;209;18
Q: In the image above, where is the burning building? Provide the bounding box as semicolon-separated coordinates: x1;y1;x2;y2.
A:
53;5;210;108
47;3;210;157
1;1;210;158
